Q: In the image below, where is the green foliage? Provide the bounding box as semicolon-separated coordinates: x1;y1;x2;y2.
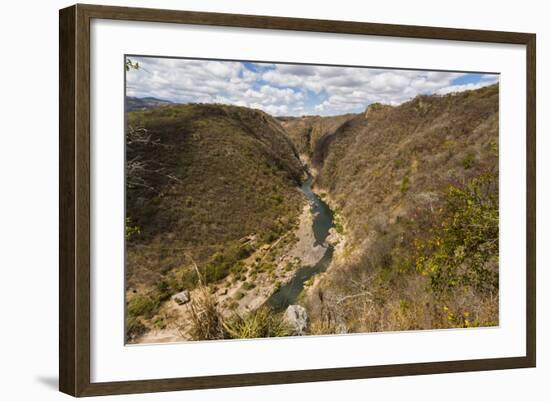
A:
188;290;289;340
302;85;500;333
175;267;199;291
462;152;476;169
200;241;255;284
126;265;198;327
415;173;499;297
125;58;139;71
223;307;290;339
125;317;147;341
126;103;304;293
400;174;410;193
155;280;173;302
241;282;256;291
127;294;158;319
125;217;141;240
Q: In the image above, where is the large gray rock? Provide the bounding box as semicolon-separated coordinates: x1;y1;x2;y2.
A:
283;305;308;335
172;290;190;305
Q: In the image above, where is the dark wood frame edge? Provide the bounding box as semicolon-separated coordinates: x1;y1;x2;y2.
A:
59;3;536;397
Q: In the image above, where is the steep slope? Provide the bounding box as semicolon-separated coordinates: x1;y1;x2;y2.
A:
125;104;306;339
303;84;499;334
277;114;356;163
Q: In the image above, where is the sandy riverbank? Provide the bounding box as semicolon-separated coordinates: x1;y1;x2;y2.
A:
130;200;327;344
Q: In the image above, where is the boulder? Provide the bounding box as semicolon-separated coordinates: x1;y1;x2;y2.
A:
283;305;308;335
324;227;340;246
172;290;190;305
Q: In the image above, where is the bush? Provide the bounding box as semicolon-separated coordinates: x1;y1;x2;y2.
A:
241;282;256;291
201;242;256;284
415;173;498;297
224;307;290;339
126;317;147;341
125;217;141;240
188;290;290;340
127;294;158;319
462;152;476;169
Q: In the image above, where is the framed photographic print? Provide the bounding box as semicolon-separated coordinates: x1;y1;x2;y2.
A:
59;4;536;397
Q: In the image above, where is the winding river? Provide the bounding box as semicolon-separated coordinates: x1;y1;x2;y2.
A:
267;176;335;312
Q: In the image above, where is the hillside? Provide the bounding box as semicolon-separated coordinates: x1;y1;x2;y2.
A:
125;103;306;340
124;85;500;342
277;114;356;165
301;84;500;334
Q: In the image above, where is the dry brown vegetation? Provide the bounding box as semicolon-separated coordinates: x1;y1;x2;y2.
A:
278;114;357;160
187;286;291;341
125;84;500;342
302;84;500;333
125;104;306;340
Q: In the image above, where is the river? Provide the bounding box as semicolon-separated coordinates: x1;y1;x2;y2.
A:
267;176;335;312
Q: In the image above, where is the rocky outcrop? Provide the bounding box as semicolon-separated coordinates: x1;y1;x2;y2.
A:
283;305;308;335
364;102;394;119
324;227;341;247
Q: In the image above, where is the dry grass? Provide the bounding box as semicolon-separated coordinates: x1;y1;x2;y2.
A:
186;286;290;341
187;287;226;341
125;104;306;340
304;85;500;334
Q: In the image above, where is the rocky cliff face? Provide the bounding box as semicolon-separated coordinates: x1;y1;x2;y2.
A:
277;114;357;166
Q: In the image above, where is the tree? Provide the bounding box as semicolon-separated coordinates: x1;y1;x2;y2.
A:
415;172;499;298
125;58;139;71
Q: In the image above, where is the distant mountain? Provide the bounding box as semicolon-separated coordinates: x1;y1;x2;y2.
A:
126;96;173;112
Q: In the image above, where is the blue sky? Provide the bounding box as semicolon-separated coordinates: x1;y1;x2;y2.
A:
126;57;498;116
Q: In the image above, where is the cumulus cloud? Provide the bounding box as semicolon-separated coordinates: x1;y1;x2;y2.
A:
436;83;487;95
126;56;499;116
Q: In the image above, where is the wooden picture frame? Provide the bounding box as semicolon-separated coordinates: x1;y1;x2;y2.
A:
59;3;536;397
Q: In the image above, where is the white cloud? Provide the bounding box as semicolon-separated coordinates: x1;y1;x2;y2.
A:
436;82;493;95
127;57;499;116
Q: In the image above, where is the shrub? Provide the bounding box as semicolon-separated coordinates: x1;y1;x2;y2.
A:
155;280;172;302
415;173;498;298
188;292;290;340
224;307;290;339
126;317;147;341
462;152;476;169
125;217;141;240
241;282;256;291
127;294;158;319
201;242;256;284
